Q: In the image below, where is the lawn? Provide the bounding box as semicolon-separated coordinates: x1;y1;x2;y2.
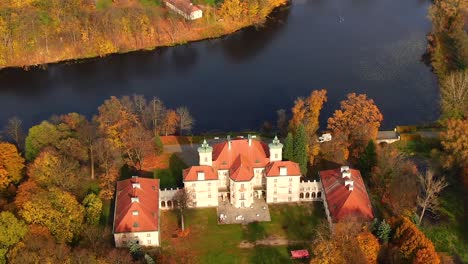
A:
159;203;325;263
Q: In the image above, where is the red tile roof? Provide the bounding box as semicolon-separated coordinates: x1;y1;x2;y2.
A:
183;166;217;181
319;168;374;222
212;139;270;181
265;161;301;177
114;177;160;233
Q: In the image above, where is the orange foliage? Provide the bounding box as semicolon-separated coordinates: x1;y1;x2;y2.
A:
0;142;25;189
327;93;383;159
357;232;380;264
162;110;180;136
98;167;120;200
14;179;40;209
441;119;468;169
393;218;440;263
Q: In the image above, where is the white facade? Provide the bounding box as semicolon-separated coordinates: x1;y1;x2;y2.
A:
230;180;254;208
114;231;160;247
165;1;202;20
186;179;219;207
266;175;301;203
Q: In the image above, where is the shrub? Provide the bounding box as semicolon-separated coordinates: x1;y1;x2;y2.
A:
400;134;421;141
396;126;417;133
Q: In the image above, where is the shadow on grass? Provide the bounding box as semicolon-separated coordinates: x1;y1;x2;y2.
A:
250;246;291;264
154;154;188;189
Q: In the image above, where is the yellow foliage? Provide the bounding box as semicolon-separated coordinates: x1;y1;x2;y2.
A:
0;142;25;190
357;232;380;264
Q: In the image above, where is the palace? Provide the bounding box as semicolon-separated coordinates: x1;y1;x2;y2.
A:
183;136;304;208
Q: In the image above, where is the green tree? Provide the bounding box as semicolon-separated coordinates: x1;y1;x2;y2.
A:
0;211;27;263
358;140;377;181
376;219;391;243
82;193;103;226
293;124;307;175
24;121;64;161
283;132;294;161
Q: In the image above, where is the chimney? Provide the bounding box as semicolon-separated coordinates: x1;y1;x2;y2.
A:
132;182;141;189
340;166;349;172
279;166;287;176
131;197;139;203
227;135;232;150
197;171;205;181
248;134;252;146
345;179;354;191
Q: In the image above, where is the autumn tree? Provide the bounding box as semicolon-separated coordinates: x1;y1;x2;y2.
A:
122;125;153;171
392;217;440;264
95;138;122;200
82;193;103;226
219;0;247;21
327;93;383;160
0;211;27;263
371;144;419;215
276;109;288;136
74;116;100;180
162;110;179;136
176;106;194;135
148;97;166;136
289;90;327;165
0;142;24;190
417;170;448;224
440;70;468;119
440;119;468;169
356;232;380;264
3;117;24;149
19;187;85;243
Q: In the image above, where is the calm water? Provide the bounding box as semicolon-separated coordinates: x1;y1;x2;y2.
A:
0;0;438;133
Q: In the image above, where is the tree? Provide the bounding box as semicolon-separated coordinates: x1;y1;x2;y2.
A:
174;188;192;231
371;144;419;215
417;170;448;225
24;121;64;161
176;106;194;135
0;211;27;263
283;132;294;161
83;193;103;226
122;125;153;171
162;110;179;136
356;232;380;264
327;93;383;160
3;117;24;149
376;219;391;243
219;0;247;21
27;150;84;196
0;142;24;190
392;217;440;263
440;69;468;119
19;187;85;243
358;140;377;181
75;117;99;180
276;109;288;136
148;97;166;136
440;119;468;169
293;124;308;175
94;138;122;200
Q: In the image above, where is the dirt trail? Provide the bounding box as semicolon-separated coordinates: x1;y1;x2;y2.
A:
238;236;312;248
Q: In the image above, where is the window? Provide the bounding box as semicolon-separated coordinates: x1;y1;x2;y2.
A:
204;157;208;162
147;233;151;237
147;240;152;244
273;198;277;202
122;234;127;238
208;194;212;198
132;210;139;216
288;197;292;201
288;188;292;194
208;182;211;186
274;190;277;195
241;184;244;188
240;193;245;199
133;222;139;228
192;193;196;199
192;183;196;187
274;179;277;183
275;154;278;158
289;178;292;182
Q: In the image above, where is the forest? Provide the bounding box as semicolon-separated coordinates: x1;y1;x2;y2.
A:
0;0;286;68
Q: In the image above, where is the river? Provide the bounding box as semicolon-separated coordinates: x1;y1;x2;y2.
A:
0;0;438;133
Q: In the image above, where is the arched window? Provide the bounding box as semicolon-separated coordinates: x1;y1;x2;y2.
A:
299;193;304;199
312;192;316;198
317;192;322;198
167;200;172;207
305;193;310;199
161;201;166;207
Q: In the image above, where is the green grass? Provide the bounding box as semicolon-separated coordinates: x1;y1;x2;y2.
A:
96;0;113;10
139;0;162;6
394;137;441;157
163;203;324;263
100;200;112;227
153;154;187;189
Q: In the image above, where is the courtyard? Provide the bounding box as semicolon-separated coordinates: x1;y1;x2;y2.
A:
160;202;325;263
217;198;271;225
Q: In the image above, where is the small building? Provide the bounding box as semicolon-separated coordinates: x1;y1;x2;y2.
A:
377;130;400;144
319;166;374;223
113;177;160;247
164;0;202;20
265;161;301;203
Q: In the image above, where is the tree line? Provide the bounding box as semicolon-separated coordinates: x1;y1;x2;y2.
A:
0;0;286;68
0;95;194;263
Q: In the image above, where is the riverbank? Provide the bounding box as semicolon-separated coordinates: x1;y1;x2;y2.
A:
0;0;287;69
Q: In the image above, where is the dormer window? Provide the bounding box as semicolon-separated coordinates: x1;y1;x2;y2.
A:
131;197;139;203
133;222;139;228
132;210;139;216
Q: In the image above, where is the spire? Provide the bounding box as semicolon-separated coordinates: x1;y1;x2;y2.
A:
197;139;212;153
269;135;283;149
